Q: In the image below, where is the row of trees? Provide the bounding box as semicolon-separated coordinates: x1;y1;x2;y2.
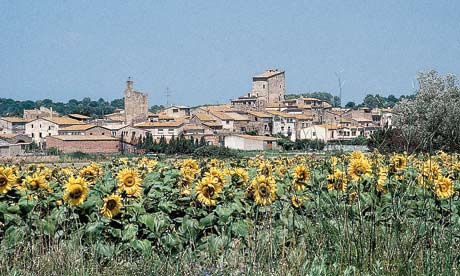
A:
137;133;208;154
0;97;164;117
285;91;412;109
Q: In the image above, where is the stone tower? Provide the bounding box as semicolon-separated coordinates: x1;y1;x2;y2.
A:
124;78;148;125
251;69;285;104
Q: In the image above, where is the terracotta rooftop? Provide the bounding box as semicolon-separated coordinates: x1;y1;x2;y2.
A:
0;117;32;123
67;114;91;120
194;113;215;122
247;111;272;118
265;110;296;118
48;135;118;141
253;69;284;79
41;117;86;125
212;112;234;121
59;124;105;131
225;112;249;121
183;124;205;131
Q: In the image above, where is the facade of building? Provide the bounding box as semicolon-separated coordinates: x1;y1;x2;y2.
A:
25;117;86;145
23;106;59;120
58;125;110;136
224;134;279;151
124;78;149;125
46;135;119;153
0;139;24;157
134;121;185;139
0;117;31;134
161;105;191;119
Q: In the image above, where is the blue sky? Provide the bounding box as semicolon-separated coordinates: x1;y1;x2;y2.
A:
1;0;459;106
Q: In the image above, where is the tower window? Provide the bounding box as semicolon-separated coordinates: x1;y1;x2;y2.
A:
263;85;265;89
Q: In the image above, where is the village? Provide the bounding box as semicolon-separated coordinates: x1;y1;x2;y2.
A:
0;69;392;156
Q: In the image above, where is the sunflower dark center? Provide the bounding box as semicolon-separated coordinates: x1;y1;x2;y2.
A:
440;184;448;192
205;185;215;197
106;199;117;210
0;177;6;186
69;188;82;199
125;176;135;187
260;185;268;196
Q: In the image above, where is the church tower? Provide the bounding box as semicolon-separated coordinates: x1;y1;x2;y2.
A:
124;78;149;125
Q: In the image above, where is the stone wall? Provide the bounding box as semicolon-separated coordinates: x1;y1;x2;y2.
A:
46;137;119;153
124;79;148;125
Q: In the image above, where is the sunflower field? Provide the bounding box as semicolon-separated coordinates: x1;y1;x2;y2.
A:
2;151;460;275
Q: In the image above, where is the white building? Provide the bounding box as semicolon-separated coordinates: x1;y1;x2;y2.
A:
25;117;86;146
224;134;279;151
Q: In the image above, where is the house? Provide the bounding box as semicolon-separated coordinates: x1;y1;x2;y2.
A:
23;106;59;120
182;123;220;145
265;110;297;141
0;134;32;157
224;134;279;151
114;125;149;145
0;117;32;134
25;117;86;146
58;124;111;136
45;135;120;153
162;105;191;118
299;124;338;142
246;111;273;135
134;120;185;139
0;139;23;157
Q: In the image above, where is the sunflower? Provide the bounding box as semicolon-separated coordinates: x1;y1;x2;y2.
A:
350;151;364;160
348;157;372;181
195;176;223;206
258;161;273;176
327;168;348;192
390;154;407;173
79;166;98;185
204;167;225;187
376;167;388;192
292;165;310;191
231;168;249;186
182;159;199;171
434;176;453;199
100;194;123;218
23;172;51;191
63;176;89;206
0;166;16;194
117;168;142;197
291;195;303;208
418;159;441;187
251;175;277;205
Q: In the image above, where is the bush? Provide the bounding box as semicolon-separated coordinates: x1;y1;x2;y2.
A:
193;145;240;158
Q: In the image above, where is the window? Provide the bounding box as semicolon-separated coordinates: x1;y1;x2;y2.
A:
48;126;51;130
158;129;164;134
39;133;42;138
312;132;316;137
263;84;265;89
226;120;230;124
31;133;34;138
48;133;51;136
168;128;174;133
173;109;178;113
240;127;246;132
31;124;34;128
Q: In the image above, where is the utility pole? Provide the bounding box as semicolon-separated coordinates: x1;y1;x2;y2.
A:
165;87;172;107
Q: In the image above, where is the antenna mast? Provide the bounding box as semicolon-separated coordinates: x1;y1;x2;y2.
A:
165;87;172;106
